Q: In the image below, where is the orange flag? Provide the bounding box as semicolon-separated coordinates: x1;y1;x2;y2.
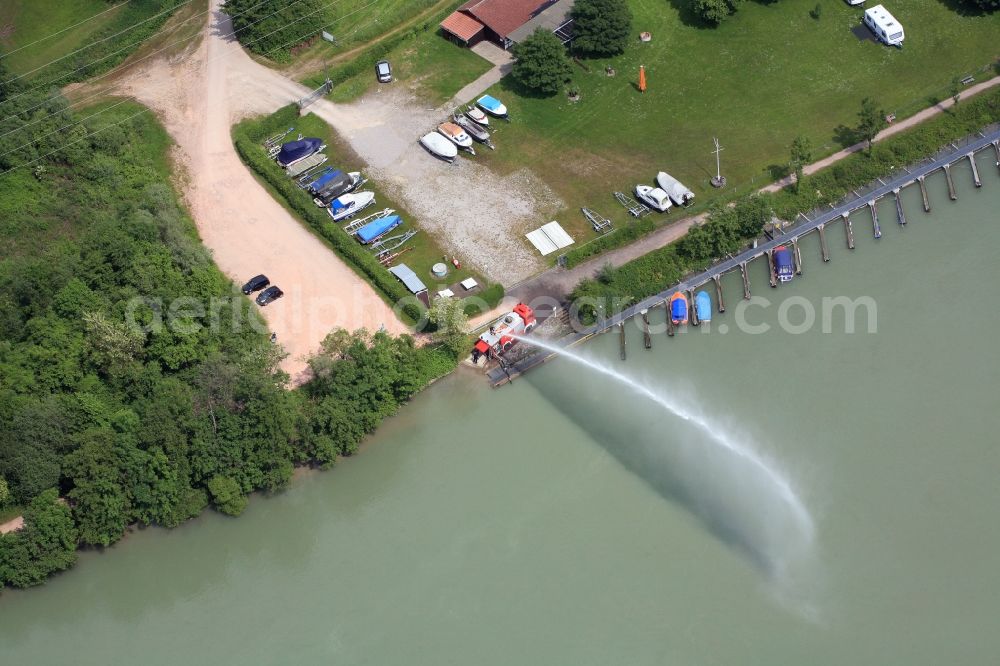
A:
639;65;647;93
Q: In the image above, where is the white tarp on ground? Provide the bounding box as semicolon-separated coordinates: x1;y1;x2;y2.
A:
526;221;574;256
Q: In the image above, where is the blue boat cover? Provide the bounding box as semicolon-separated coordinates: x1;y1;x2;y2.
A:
478;95;503;112
304;167;333;188
774;248;794;275
309;169;343;192
330;196;352;213
696;291;712;322
671;297;687;320
277;138;322;166
356;215;401;244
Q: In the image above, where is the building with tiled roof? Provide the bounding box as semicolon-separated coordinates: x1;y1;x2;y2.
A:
440;0;575;49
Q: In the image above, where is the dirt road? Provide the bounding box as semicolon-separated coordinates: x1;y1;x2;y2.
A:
0;515;24;534
114;4;409;383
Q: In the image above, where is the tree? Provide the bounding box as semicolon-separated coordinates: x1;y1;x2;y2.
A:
222;0;327;61
428;297;470;359
207;475;247;516
0;489;77;588
950;77;962;106
951;0;999;10
571;0;633;56
512;29;573;97
0;476;9;506
857;97;887;150
693;0;744;25
789;136;812;191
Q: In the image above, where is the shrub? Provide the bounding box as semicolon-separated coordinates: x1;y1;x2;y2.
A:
512;29;573;96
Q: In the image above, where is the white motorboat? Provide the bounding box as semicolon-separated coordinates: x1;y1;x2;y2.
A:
437;122;475;154
635;185;673;212
465;107;489;127
655;171;695;206
419;132;458;162
476;95;508;119
327;191;376;221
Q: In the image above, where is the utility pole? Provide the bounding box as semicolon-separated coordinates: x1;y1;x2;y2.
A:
710;137;726;188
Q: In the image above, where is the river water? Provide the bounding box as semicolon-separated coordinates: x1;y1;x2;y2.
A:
2;152;999;664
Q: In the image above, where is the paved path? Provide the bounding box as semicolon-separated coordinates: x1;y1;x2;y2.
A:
443;41;513;111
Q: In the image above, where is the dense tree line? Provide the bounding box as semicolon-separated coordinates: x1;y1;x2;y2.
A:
222;0;328;61
571;0;633;57
0;65;456;590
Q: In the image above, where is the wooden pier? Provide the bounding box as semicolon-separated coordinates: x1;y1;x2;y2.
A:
894;189;907;226
867;201;882;239
766;250;777;288
968;152;982;188
841;214;855;250
943;163;957;200
918;176;931;212
687;291;699;326
486;129;1000;387
713;275;725;313
792;239;803;275
641;310;652;348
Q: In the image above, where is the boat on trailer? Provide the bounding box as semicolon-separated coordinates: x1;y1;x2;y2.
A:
464;107;489;127
695;291;712;323
285;153;327;178
356;214;402;245
312;171;365;206
476;95;508;120
655;171;695;207
670;292;688;325
635;184;672;212
276;138;324;167
437;122;475;155
419;132;458;162
327;191;375;221
773;245;794;283
452;113;493;147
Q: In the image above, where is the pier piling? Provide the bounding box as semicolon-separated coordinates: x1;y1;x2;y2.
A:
791;238;803;275
918;176;931;212
713;275;725;313
841;214;855;249
894;189;907;226
666;301;675;337
943;164;957;201
968;153;982;188
766;251;777;288
687;291;699;326
618;322;626;360
993;140;1000;173
818;223;830;262
739;262;751;299
868;201;882;239
641;310;652;348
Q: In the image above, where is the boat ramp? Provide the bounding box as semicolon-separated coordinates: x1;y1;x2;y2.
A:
488;126;1000;387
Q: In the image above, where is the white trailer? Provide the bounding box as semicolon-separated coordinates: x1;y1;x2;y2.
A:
864;5;904;47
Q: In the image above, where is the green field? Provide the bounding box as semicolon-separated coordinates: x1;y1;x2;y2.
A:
0;0;187;84
470;0;1000;243
326;28;492;105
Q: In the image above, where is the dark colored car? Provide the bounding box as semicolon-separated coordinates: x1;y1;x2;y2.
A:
242;274;270;295
255;285;284;306
375;60;392;83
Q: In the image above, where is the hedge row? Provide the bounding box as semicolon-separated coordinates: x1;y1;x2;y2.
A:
302;24;426;90
561;217;658;268
232;113;423;324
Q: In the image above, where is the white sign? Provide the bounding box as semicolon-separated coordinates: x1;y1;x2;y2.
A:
321;31;336;43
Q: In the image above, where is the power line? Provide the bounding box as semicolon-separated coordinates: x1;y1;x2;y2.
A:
0;0;290;113
0;2;128;60
4;0;198;84
0;0;380;178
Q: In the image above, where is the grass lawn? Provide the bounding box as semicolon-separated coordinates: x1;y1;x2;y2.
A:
0;0;125;74
326;28;492;105
472;0;1000;245
237;110;490;302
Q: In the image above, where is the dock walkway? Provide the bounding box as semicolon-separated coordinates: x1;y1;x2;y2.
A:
489;127;1000;386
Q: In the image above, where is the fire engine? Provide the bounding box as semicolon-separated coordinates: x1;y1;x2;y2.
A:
472;303;536;361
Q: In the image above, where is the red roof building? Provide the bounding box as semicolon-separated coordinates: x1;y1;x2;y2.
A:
441;0;572;49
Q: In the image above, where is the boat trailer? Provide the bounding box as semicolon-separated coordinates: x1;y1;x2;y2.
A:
582;207;613;232
614;191;650;218
343;208;395;235
373;229;417;257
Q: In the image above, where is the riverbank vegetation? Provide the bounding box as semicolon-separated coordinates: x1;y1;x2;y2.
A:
0;85;458;591
570;87;1000;322
232;105;503;322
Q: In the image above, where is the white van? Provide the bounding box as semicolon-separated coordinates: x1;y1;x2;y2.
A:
864;5;905;47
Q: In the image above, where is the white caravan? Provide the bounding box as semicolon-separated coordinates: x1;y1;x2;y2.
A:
864;5;904;47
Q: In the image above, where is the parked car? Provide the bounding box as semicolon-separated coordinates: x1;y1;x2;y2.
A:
255;285;284;306
375;60;392;83
241;274;269;295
